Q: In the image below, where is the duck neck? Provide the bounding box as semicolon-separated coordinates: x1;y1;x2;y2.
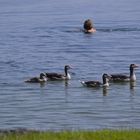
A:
64;66;71;80
103;77;109;86
40;75;43;79
130;67;134;77
65;67;68;77
40;74;46;80
130;67;136;81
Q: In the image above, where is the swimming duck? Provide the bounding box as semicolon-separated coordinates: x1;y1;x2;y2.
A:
25;73;47;83
110;64;139;82
45;65;72;80
81;73;111;87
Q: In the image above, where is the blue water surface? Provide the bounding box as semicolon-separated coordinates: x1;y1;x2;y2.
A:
0;0;140;130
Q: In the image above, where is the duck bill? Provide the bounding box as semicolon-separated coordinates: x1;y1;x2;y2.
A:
69;66;72;69
107;75;112;80
134;64;139;68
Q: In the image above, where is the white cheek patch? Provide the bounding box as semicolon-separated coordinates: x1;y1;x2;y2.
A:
67;73;71;79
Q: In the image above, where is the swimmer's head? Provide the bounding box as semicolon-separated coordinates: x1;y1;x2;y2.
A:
83;19;93;30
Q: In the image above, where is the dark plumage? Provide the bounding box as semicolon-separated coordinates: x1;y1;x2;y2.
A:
81;73;111;87
45;65;71;80
110;64;139;82
25;73;47;83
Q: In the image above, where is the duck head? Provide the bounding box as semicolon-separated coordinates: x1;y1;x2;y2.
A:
40;73;47;79
102;73;112;86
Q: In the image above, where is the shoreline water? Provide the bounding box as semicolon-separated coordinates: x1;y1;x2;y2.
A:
0;0;140;130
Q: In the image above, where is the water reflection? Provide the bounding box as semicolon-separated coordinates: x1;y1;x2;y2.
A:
129;82;136;95
64;80;69;87
39;82;46;88
102;87;108;96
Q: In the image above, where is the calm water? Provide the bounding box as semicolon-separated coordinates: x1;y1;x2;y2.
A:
0;0;140;130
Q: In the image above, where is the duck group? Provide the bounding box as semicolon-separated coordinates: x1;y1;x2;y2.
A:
25;64;139;89
25;65;72;83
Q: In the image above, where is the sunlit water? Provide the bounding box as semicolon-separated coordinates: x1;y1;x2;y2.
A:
0;0;140;131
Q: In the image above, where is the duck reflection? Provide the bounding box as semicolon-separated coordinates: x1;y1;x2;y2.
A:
102;87;109;96
130;81;136;95
64;80;69;87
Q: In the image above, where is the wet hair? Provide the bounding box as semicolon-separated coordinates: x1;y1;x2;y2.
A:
83;19;93;30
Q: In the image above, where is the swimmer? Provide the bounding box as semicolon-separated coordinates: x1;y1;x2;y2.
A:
83;19;96;33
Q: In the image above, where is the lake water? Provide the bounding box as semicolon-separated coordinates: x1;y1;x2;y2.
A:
0;0;140;131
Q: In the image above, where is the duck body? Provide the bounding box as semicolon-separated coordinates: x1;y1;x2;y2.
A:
110;74;130;82
45;65;71;80
25;73;47;83
46;73;71;80
81;81;102;87
81;73;111;88
110;64;139;82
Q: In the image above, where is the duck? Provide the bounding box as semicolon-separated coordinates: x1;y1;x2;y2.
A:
81;73;111;87
45;65;72;80
25;73;47;83
110;64;139;82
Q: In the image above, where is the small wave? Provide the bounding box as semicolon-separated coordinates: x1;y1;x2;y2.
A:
37;35;52;38
98;27;140;32
60;27;140;33
64;29;82;33
0;128;37;134
0;60;14;65
0;60;20;68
